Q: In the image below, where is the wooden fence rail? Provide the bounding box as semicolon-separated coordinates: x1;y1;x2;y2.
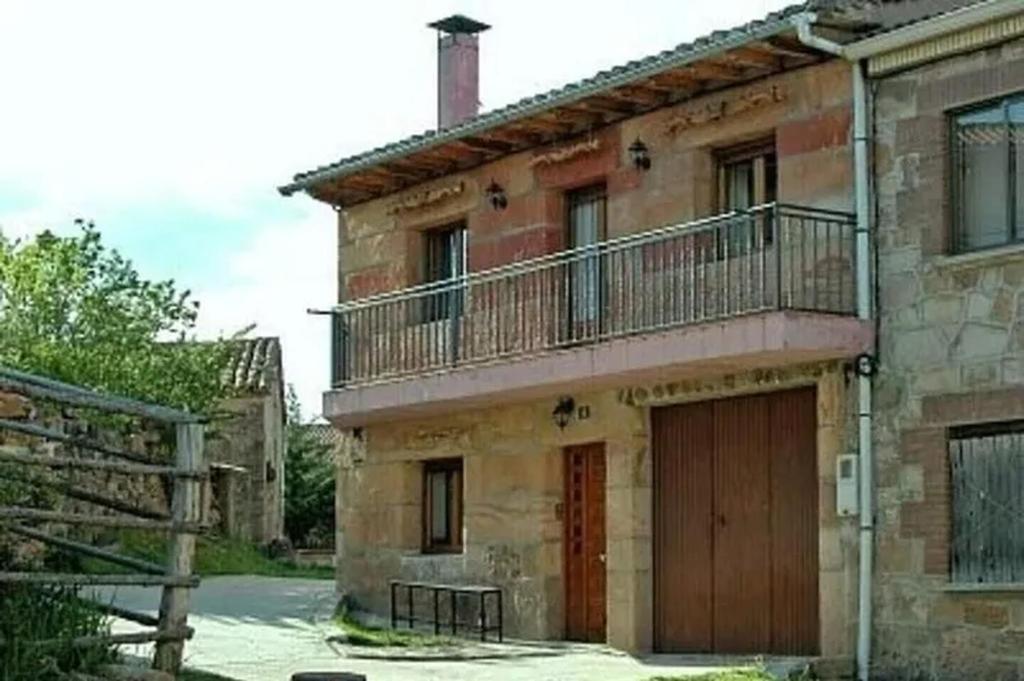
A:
0;365;205;676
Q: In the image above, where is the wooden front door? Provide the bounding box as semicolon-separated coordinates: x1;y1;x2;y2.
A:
564;442;606;642
653;387;819;655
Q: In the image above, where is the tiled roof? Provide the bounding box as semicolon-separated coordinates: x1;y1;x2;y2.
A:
222;337;282;396
278;0;992;200
278;2;816;197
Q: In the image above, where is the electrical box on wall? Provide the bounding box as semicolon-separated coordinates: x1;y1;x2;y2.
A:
836;455;859;517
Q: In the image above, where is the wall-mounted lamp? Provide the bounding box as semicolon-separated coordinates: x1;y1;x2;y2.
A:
485;180;508;210
628;137;651;171
552;395;576;430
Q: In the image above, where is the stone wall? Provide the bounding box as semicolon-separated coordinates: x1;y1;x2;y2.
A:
206;392;285;545
337;361;858;655
337;59;854;303
873;35;1024;680
0;390;172;558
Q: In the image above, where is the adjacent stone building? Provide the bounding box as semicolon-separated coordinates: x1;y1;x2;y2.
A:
206;337;286;545
282;1;1024;678
867;6;1024;680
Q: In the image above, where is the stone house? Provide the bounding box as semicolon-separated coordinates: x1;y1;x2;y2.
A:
206;336;286;545
281;1;1024;678
864;4;1024;680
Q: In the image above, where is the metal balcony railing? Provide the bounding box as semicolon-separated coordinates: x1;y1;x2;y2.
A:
330;204;857;387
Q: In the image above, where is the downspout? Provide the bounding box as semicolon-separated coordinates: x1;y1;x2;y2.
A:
793;15;875;681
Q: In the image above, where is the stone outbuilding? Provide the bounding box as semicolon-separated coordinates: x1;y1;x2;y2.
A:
206;337;286;545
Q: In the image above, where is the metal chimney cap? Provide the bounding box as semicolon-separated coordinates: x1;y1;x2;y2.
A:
428;14;491;35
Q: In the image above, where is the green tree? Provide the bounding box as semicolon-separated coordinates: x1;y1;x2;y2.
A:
284;387;335;548
0;220;229;413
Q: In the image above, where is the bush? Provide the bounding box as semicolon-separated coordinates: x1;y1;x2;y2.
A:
0;584;115;681
283;387;335;548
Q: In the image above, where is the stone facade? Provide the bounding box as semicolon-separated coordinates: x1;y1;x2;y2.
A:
338;362;859;654
328;55;866;659
872;35;1024;680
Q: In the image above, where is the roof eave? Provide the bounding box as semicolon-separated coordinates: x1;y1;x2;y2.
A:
277;12;815;201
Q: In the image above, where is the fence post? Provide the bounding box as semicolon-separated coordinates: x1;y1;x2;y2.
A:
153;422;203;674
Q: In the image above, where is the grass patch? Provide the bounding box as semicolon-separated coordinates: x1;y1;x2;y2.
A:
648;669;778;681
334;610;455;648
82;532;333;579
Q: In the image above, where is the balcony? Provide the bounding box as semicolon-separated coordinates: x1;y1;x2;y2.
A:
325;204;872;426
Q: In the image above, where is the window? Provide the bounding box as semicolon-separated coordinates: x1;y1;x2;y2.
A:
422;458;463;553
566;184;607;330
952;93;1024;253
948;421;1024;584
422;222;467;322
715;140;778;257
717;139;778;212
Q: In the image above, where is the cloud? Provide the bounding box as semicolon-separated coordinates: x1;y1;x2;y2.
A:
192;202;336;418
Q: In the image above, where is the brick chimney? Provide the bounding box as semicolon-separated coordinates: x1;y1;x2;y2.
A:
428;15;490;130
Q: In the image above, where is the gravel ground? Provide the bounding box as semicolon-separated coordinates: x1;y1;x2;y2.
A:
91;577;807;681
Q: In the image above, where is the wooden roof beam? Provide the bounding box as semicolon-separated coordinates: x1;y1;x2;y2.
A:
649;69;702;89
449;140;505;159
426;143;483;164
636;79;679;95
684;60;747;82
515;117;574;136
722;47;783;70
608;85;667;108
754;37;821;59
482;128;544;146
377;164;433;183
398;155;457;174
576;96;637;115
460;136;518;154
552;107;606;127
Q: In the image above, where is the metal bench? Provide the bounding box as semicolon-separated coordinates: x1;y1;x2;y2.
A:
389;580;503;642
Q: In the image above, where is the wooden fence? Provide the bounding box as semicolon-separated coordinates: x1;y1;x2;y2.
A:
0;365;206;674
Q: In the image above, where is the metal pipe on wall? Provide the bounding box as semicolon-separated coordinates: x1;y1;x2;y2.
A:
792;15;876;681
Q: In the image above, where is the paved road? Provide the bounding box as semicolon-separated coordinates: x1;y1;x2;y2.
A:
93;577;803;680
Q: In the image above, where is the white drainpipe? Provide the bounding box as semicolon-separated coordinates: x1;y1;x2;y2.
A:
793;15;875;681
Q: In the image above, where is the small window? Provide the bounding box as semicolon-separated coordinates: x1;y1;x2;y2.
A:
422;458;463;553
422;222;467;322
948;421;1024;584
952;93;1024;253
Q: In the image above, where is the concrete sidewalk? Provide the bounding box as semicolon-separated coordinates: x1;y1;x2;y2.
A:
92;577;803;680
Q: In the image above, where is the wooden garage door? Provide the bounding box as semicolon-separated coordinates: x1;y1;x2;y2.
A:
652;387;819;655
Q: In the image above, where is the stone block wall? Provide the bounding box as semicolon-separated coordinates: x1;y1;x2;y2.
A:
206;394;284;545
0;390;172;558
873;35;1024;680
336;361;858;655
337;59;854;304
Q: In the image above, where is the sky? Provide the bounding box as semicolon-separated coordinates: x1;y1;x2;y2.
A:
0;0;795;418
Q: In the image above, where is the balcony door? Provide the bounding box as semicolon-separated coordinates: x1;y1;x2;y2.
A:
423;222;467;323
566;184;606;340
718;140;777;211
